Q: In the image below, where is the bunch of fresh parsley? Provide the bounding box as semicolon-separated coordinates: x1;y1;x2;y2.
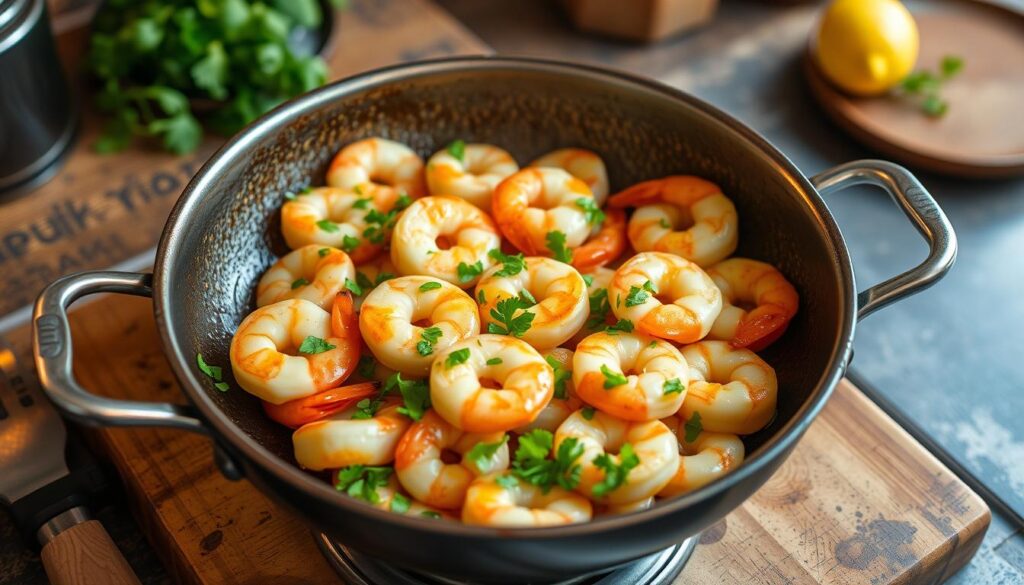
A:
88;0;342;154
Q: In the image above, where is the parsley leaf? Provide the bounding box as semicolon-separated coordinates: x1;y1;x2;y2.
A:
600;364;628;389
466;435;508;472
898;55;965;118
351;397;382;419
417;326;443;356
352;197;371;209
625;280;657;307
575;198;606;227
316;219;340;233
341;234;360;253
488;249;526;277
487;296;535;338
477;289;486;305
510;430;584;492
196;353;223;381
684;411;703;443
419;281;442;292
445;348;471;368
591;443;640;497
545;230;572;263
486;357;503;366
545;355;571;400
390;492;411;514
457;261;485;283
356;271;374;291
663;378;684;395
214;381;230;392
334;465;393;504
659;218;671;229
356;355;377;379
606;319;634;334
318;247;331;257
291;277;309;289
446;139;466;162
344;277;362;296
586;289;611;331
495;474;518;489
582;274;594;287
581;406;596;420
384;373;431;421
299;336;336;355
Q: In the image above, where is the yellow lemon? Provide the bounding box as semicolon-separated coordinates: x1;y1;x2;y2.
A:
814;0;919;96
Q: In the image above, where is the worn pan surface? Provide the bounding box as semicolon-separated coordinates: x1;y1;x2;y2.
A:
33;57;955;583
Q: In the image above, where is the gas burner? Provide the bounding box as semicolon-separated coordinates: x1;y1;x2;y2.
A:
315;533;697;585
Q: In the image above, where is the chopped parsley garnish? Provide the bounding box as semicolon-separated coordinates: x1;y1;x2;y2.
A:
390;492;411;514
419;281;442;292
582;274;594;287
477;289;486;305
291;277;309;289
625;280;657;307
510;429;584;492
545;230;572;263
301;186;313;194
214;382;229;392
384;373;431;421
420;511;442;519
488;248;526;277
356;271;374;291
356;355;377;379
446;139;466;162
334;465;392;504
684;412;703;443
899;55;965;118
606;319;634;334
466;435;508;472
586;289;611;330
352;196;371;209
581;406;596;420
663;378;684;395
344;277;362;296
340;234;361;253
284;191;297;201
545;355;571;400
659;218;671;229
445;348;471;368
316;219;340;233
299;336;336;355
352;397;383;419
395;193;413;210
487;296;535;338
591;443;640;497
417;326;443;356
648;340;658;348
197;353;230;391
457;260;485;283
600;364;628;389
486;357;503;366
495;474;518;489
575;198;605;227
519;289;537;305
318;247;331;257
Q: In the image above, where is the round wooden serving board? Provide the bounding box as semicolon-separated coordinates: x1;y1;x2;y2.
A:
805;0;1024;178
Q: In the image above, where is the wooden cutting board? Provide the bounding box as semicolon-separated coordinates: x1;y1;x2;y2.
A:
2;0;989;583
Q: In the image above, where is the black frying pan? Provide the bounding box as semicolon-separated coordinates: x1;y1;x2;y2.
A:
33;57;956;584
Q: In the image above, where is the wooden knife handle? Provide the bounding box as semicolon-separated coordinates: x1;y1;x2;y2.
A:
40;519;141;585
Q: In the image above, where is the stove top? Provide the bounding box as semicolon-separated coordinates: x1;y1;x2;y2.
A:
315;533;697;585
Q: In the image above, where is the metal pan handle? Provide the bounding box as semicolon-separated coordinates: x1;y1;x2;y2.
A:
811;160;957;320
32;271;208;434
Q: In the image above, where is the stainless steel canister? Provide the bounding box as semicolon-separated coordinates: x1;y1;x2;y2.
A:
0;0;77;197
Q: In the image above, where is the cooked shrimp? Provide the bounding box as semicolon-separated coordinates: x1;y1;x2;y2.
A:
679;341;777;435
359;276;480;377
573;332;689;421
390;195;501;288
476;256;588;350
572;207;628;272
395;411;509;509
657;415;744;498
426;143;519;212
609;176;738;267
363;476;454;519
326;137;426;199
230;299;359;404
492;168;596;257
281;186;402;264
264;381;378;429
430;334;554;433
706;258;799;351
607;252;722;344
516;348;582;433
555;410;679;504
600;497;654;516
292;399;411;470
462;474;592;526
529;148;609;206
256;245;355;310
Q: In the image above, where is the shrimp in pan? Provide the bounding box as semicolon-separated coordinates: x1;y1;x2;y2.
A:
609;175;738;267
364;476;454;519
706;258;799;351
395;411;510;509
281;186;401;264
679;341;777;435
657;415;744;498
256;245;355;310
292;399;411;470
230;299;359;404
359;276;480;377
607;252;722;344
326;137;426;199
555;410;679;505
529;148;610;207
430;335;554;433
573;331;689;422
462;474;592;526
390;195;501;288
571;207;628;273
516;348;582;434
426;143;519;212
491;168;596;258
475;256;588;350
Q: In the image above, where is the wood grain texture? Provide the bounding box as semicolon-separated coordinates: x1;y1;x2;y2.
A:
40;520;141;585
